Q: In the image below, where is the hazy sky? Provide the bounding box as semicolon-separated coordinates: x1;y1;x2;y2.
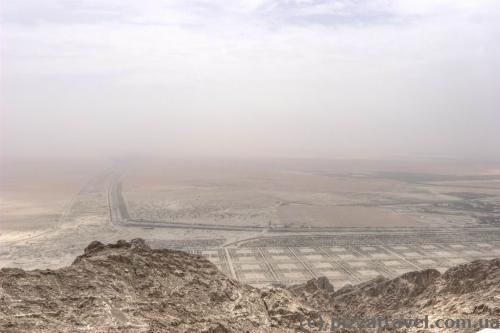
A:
1;0;499;160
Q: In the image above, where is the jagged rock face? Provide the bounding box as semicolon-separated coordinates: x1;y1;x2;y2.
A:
0;239;316;333
288;276;335;310
0;239;499;333
330;268;442;317
329;260;500;321
296;259;499;332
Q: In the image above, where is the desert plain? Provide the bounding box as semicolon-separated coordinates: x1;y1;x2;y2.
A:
1;157;500;287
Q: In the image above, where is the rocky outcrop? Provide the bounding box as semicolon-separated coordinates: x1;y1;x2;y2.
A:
288;276;335;310
328;260;500;321
1;239;499;332
298;259;499;332
0;239;316;332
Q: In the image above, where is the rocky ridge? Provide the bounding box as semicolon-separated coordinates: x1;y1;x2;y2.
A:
0;239;499;332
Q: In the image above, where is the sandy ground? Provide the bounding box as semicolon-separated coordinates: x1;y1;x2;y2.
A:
1;157;499;271
0;158;106;242
121;159;479;228
278;204;420;228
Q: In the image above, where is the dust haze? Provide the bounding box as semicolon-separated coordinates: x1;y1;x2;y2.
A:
1;0;500;161
1;0;500;288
